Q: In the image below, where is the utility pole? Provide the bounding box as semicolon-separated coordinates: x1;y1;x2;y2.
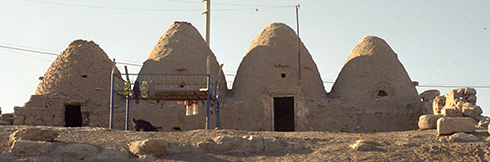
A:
296;4;301;82
202;0;211;46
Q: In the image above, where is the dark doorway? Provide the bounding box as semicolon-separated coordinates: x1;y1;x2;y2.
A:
65;105;82;127
273;97;295;131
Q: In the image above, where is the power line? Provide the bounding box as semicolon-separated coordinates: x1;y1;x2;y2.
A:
0;45;58;56
21;0;199;12
0;44;142;66
20;0;294;12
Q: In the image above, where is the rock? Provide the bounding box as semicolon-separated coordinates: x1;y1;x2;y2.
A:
9;128;59;145
95;147;131;161
437;117;476;135
0;121;10;125
263;137;282;152
128;138;168;157
349;140;379;151
418;115;444;130
395;141;416;147
10;140;53;156
441;108;463;117
448;133;479;142
432;96;446;114
420;90;440;101
461;103;482;119
478;120;490;128
211;135;243;153
197;136;287;154
196;139;216;151
350;142;373;151
55;143;99;160
242;136;264;153
138;154;157;161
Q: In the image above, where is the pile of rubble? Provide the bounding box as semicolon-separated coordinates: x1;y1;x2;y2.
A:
418;87;489;135
4;127;310;161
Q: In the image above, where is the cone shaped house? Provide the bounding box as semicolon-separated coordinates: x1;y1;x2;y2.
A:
16;40;123;127
329;36;420;107
232;23;326;99
223;23;326;131
35;40;121;104
137;21;227;96
120;22;225;131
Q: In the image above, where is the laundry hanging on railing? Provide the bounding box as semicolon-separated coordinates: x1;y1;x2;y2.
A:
183;100;199;116
133;81;140;104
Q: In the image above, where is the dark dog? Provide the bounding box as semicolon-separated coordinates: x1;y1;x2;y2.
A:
132;118;157;131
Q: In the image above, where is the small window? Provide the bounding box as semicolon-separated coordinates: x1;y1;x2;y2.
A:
377;90;388;97
81;75;88;78
281;73;286;78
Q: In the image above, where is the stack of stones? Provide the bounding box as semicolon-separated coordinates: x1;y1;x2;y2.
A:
418;87;489;135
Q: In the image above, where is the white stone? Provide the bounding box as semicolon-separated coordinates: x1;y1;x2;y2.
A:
418;115;444;130
441;108;462;117
420;90;440;101
349;140;375;151
461;103;482;119
9;128;59;145
448;133;479;142
437;117;475;135
128;138;168;157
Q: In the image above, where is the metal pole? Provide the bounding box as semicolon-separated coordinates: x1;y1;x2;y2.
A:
124;66;130;131
109;59;116;129
296;4;301;82
202;0;211;46
206;75;211;130
125;95;129;130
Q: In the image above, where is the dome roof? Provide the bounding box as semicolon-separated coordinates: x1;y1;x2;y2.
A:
329;36;420;107
232;23;326;99
137;22;227;94
35;40;121;104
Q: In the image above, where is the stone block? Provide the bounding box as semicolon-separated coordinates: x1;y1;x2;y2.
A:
442;108;462;117
437;117;475;135
420;89;440;101
432;96;446;114
13;107;26;116
461;103;482;119
13;116;24;125
9;128;59;145
23;117;35;125
418;115;444;130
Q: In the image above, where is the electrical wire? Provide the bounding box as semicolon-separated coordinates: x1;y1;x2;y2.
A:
0;44;141;66
20;0;295;12
0;45;58;56
5;44;489;89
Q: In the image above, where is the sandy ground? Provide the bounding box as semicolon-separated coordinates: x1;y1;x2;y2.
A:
1;125;490;161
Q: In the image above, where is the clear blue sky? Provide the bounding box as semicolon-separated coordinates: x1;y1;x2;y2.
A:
1;0;489;115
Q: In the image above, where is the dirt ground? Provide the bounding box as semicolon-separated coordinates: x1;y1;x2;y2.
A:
1;125;490;161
